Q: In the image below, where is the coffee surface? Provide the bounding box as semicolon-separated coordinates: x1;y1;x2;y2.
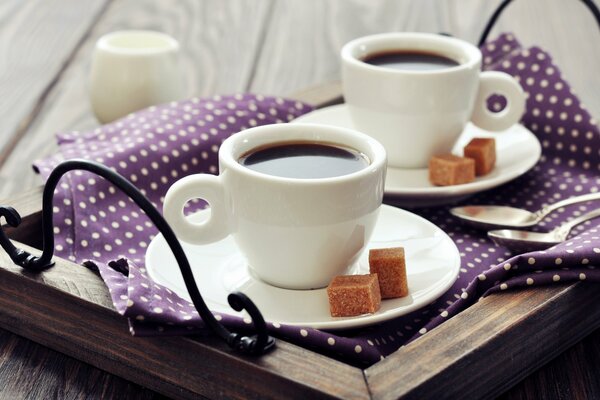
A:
239;142;369;179
363;50;459;71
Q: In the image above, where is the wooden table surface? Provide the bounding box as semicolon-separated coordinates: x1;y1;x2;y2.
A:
0;0;599;398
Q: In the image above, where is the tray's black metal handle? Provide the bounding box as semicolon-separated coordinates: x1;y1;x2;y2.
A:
479;0;600;46
0;159;275;356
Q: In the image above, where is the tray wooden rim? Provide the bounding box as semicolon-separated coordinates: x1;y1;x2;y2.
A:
1;83;599;399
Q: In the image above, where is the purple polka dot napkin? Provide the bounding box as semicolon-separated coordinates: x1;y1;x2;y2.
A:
33;33;599;367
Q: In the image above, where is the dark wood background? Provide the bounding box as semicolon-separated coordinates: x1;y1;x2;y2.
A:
0;0;599;398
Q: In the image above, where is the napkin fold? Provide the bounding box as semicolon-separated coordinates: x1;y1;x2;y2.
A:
33;33;600;367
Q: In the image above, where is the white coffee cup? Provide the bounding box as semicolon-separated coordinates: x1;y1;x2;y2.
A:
163;123;387;290
342;32;526;169
90;30;185;124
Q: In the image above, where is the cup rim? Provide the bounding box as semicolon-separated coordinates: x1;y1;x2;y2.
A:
219;123;387;184
96;30;180;55
341;32;481;75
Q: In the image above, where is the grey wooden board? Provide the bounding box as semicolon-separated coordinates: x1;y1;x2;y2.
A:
249;0;450;95
0;0;273;197
0;0;108;164
449;0;600;116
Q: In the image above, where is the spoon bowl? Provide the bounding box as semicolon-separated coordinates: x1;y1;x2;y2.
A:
450;205;538;230
451;192;600;230
488;229;564;253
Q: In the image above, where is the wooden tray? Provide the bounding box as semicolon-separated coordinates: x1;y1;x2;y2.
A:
1;84;599;399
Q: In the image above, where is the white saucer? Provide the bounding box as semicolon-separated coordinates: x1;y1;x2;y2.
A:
293;104;542;207
145;205;460;330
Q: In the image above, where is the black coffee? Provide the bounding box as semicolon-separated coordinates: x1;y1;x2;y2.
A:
363;50;459;71
238;142;369;179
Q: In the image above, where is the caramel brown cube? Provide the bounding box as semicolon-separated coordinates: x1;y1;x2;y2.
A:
429;154;475;186
369;247;409;299
327;274;381;317
464;138;496;176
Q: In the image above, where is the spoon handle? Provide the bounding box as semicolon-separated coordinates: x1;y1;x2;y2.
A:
553;207;600;239
537;192;600;220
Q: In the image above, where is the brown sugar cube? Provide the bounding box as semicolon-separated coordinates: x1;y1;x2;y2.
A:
464;138;496;176
429;154;475;186
369;247;408;299
327;274;381;317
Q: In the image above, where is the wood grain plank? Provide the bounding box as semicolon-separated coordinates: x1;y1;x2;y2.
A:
250;0;449;96
499;326;600;400
0;0;108;164
0;328;164;400
365;283;600;400
0;238;368;400
0;0;275;199
448;0;600;118
0;186;43;247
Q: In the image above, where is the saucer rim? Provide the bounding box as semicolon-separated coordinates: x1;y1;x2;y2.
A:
145;204;461;330
292;104;542;199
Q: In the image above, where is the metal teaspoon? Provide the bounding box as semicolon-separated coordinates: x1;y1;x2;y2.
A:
450;192;600;230
488;207;600;253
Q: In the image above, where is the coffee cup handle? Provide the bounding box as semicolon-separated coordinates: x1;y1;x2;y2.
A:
163;174;230;245
471;71;526;131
